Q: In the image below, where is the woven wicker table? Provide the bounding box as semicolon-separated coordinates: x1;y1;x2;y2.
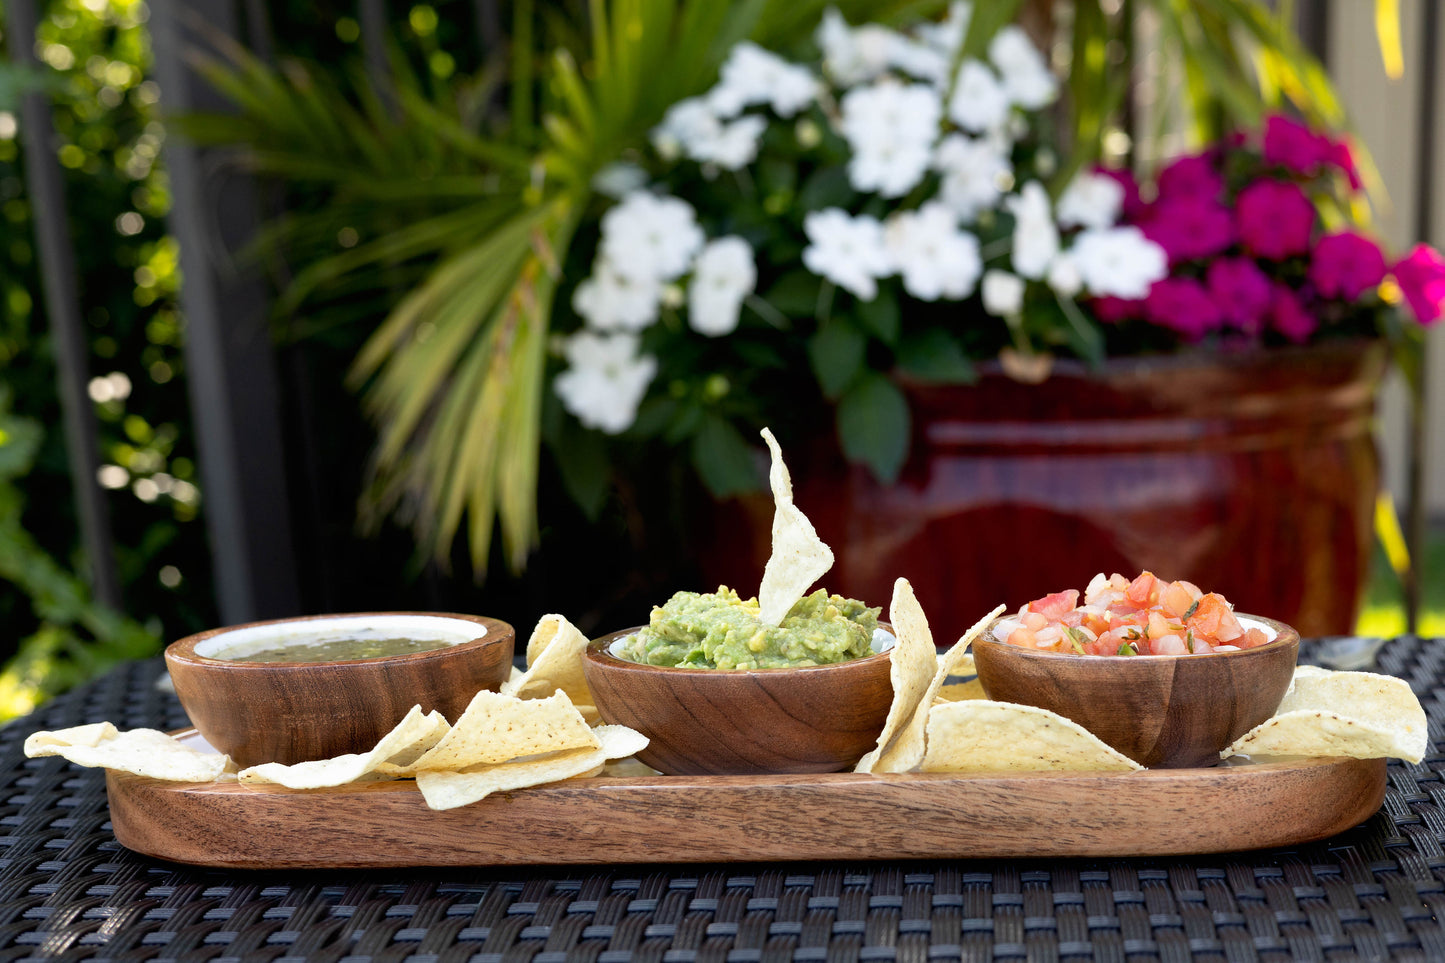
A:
2;639;1444;962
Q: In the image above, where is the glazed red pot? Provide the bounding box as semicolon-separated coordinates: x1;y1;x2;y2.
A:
702;341;1386;644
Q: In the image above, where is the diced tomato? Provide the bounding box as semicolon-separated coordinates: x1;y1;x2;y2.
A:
1000;571;1265;658
1125;571;1159;608
1185;593;1228;636
1028;589;1080;621
1238;627;1269;649
1159;580;1200;619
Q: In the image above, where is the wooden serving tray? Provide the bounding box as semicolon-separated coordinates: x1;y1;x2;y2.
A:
104;731;1386;868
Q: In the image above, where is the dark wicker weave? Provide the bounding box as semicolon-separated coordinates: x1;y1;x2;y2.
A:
1;639;1443;962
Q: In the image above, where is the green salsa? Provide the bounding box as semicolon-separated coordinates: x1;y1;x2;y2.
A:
218;636;457;663
617;586;880;669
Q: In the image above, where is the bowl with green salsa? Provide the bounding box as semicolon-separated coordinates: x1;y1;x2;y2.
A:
582;587;896;775
166;612;514;767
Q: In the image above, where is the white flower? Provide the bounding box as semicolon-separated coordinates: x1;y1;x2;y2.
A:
652;98;720;157
887;37;951;86
802;208;894;301
981;269;1026;316
554;331;658;434
1045;253;1083;298
1069;226;1169;300
849;142;934;199
572;259;662;331
947;59;1010;133
988;26;1057;109
600;192;705;283
840;82;942;197
695;115;768;169
651;100;766;170
1005;181;1059;280
816;8;899;86
884;203;982;301
688;236;757;336
934;133;1012;223
1056;171;1125;230
916;1;972;59
840;81;941;145
715;42;817;117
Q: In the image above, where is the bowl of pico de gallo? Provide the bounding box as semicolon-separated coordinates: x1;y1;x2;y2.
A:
972;571;1300;768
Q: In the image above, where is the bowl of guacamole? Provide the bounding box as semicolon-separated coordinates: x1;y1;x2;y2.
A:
616;586;884;670
582;587;896;775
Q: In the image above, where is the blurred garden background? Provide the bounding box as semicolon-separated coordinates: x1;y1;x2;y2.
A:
0;0;1442;721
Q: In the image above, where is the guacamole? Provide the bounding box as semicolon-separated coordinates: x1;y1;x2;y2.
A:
618;586;880;669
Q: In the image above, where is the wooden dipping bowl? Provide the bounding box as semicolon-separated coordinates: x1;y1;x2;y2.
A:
582;627;895;775
971;614;1300;768
165;612;514;768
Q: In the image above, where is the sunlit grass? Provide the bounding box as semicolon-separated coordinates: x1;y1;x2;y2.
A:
1355;527;1445;637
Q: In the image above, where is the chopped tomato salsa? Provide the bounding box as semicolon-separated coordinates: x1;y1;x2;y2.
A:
995;571;1272;655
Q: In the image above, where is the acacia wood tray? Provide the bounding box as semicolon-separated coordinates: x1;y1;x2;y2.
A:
103;731;1386;868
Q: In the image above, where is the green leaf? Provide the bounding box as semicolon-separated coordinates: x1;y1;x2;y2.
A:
808;318;867;399
797;166;856;212
692;415;762;498
896;328;976;384
836;373;910;483
854;293;900;346
550;424;611;521
959;0;1024;58
762;269;822;318
0;415;43;482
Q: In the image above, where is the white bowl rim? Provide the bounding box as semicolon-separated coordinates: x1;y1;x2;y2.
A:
192;614;495;661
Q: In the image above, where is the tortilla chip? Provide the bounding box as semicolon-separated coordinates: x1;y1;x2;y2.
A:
854;579;937;772
402;689;599;773
1221;665;1427;763
25;725;231;782
756;428;834;626
415;724;649;810
860;597;1003;774
502;614;598;722
25;721;118;751
237;705;451;789
920;700;1143;773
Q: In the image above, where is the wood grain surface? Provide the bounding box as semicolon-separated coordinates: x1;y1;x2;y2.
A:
106;733;1385;868
165;613;514;767
972;617;1300;768
582;629;894;775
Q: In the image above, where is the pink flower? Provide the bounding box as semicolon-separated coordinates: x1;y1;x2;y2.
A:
1328;138;1364;191
1156;154;1224;202
1091;295;1143;323
1094;166;1147;221
1141;197;1235;264
1206;258;1273;333
1393;244;1445;325
1269;284;1318;342
1144;276;1224;341
1236;180;1315;260
1309;231;1387;302
1262;115;1334;176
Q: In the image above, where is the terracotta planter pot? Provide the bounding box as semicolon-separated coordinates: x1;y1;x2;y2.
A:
702;341;1386;643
